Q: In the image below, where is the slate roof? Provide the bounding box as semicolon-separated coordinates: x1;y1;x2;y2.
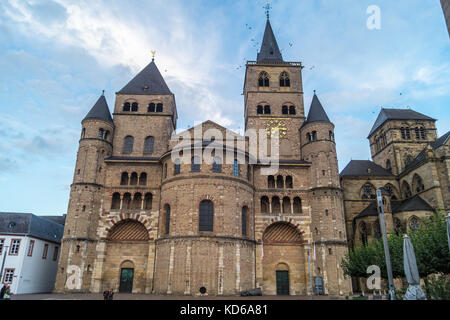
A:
117;60;171;95
303;94;331;125
402;131;450;173
83;94;113;124
368;108;436;137
0;212;64;243
340;160;394;177
257;19;283;63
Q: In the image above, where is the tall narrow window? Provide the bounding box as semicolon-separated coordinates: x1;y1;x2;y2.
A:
293;197;302;213
42;244;48;259
53;246;59;261
212;157;222;173
233;159;239;177
285;176;293;188
192;156;201;172
276;175;284;188
0;239;4;255
268;175;275;188
129;172;138;185
420;127;426;140
199;200;214;232
120;172;129;185
144;193;153;210
261;196;269;213
247;164;251;181
242;206;248;236
306;133;311;142
122;193;132;209
279;72;290;87
122;136;134;154
272;196;280;214
289;106;296;115
257;105;263;114
148;103;155;112
329;131;334;141
123;102;131;112
312;131;318;141
258;71;269;87
174;159;181;175
282;197;291;213
264;105;271;114
9;239;20;255
111;193;121;210
139;172;147;186
415;127;420;139
156;103;163;112
282;106;288;115
386;159;392;173
400;127;406;139
98;129;104;139
131;102;138;112
405;127;411;139
27;240;35;257
144;136;155;154
133;193;142;210
164;205;170;235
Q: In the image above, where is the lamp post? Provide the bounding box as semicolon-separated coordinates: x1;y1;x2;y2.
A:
0;245;9;283
376;188;395;300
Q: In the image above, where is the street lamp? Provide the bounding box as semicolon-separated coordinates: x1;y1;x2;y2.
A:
376;188;395;300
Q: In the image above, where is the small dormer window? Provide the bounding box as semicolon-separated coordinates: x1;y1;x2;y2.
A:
8;221;16;229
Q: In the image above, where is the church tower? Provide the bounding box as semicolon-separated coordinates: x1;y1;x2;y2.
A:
244;18;305;160
55;94;114;292
300;93;351;295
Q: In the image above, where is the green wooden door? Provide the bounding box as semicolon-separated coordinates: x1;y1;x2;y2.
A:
119;268;134;293
276;270;289;295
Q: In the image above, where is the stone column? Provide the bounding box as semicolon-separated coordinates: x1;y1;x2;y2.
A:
144;242;156;294
90;240;106;293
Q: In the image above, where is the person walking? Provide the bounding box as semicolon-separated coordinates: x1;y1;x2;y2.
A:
3;285;11;300
108;288;114;300
0;284;5;300
103;288;110;300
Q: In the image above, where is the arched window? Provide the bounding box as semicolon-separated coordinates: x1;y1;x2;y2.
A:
139;173;147;186
394;218;403;235
264;105;271;114
420;127;426;140
104;131;109;141
293;197;302;213
122;136;134;154
257;105;263;114
268;176;275;188
361;183;376;199
212;157;222;173
276;175;284;188
261;196;269;213
199;200;214;232
148;103;156;112
282;106;288;115
233;159;240;177
384;183;398;200
242;206;248;236
386;159;392;172
405;155;413;166
129;172;138;185
289;106;296;115
133;193;142;210
258;71;269;87
156;103;163;112
402;181;412;198
415;127;420;139
359;222;368;246
247;164;251;181
409;216;420;231
412;174;425;193
405;127;411;139
120;172;129;185
131;102;138;112
374;220;381;240
174;158;181;175
272;196;280;214
164;205;170;235
164;163;168;178
279;72;290;87
282;197;291;214
111;193;121;210
144;193;152;210
312;131;318;141
144;136;155;154
98;128;104;139
329;131;334;141
306;133;311;142
192;156;201;172
123;102;131;112
122;193;132;210
286;176;293;188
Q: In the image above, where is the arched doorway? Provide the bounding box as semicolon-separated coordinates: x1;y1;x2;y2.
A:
119;261;134;293
262;222;305;295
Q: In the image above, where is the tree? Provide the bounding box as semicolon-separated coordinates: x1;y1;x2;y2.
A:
341;212;450;279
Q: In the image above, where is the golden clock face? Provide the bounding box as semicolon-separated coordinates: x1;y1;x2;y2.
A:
266;119;287;138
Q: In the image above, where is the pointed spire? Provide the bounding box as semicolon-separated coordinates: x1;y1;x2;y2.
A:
305;93;331;124
83;94;113;124
118;60;171;95
257;19;283;63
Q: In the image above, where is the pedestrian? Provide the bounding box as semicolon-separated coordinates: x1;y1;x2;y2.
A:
103;288;109;300
108;288;114;300
0;284;5;300
3;285;11;300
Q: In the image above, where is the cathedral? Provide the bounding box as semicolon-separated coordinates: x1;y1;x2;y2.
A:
54;16;355;296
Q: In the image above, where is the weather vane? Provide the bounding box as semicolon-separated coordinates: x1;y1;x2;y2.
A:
264;0;271;19
151;50;156;61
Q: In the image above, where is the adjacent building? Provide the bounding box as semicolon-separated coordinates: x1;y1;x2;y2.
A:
55;16;352;296
340;108;449;291
441;0;450;37
0;212;65;294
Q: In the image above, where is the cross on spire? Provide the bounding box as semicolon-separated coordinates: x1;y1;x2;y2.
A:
264;0;271;19
151;50;156;61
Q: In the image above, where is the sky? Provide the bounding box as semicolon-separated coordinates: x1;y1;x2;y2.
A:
0;0;449;216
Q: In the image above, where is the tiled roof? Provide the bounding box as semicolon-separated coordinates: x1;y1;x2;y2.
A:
303;93;331;125
0;212;64;243
117;60;171;95
257;19;283;63
340;160;394;177
368;108;435;137
83;94;113;124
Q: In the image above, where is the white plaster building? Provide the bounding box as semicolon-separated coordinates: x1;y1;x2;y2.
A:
0;212;65;294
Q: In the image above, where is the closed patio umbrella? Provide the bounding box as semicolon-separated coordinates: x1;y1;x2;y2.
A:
447;213;450;252
403;235;426;300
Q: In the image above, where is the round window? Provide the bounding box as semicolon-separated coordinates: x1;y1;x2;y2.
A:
199;287;207;294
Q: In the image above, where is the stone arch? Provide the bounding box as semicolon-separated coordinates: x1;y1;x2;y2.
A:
360;182;376;200
408;215;421;231
384;183;399;200
262;222;304;244
107;219;149;241
402;180;412;198
120;260;135;269
103;214;152;239
276;262;289;271
412;173;425;194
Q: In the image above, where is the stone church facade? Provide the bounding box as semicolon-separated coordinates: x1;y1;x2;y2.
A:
55;17;352;296
340;108;449;290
